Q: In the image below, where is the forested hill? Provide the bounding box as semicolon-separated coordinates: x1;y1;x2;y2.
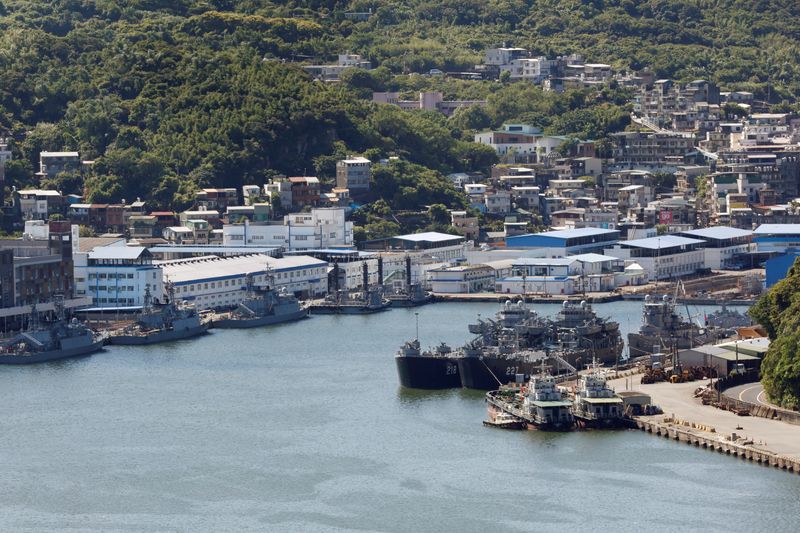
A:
0;1;798;209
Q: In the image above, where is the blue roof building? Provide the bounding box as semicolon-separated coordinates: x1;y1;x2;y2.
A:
505;228;619;256
753;224;800;254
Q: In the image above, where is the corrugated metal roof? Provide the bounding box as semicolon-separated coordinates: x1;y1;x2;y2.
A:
89;246;148;260
395;232;464;243
680;227;753;240
570;253;621;263
512;257;577;266
519;228;618;239
621;235;704;249
753;224;800;235
159;254;327;284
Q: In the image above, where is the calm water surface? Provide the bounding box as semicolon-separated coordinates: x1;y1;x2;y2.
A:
0;301;798;532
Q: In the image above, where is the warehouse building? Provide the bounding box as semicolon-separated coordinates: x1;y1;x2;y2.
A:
159;254;328;309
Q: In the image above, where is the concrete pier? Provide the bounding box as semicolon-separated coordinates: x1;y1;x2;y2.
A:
612;377;800;474
634;417;800;473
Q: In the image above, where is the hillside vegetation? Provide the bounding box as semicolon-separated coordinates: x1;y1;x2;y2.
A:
0;1;798;209
750;259;800;409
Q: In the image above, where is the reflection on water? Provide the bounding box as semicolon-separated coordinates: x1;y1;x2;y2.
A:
0;300;795;533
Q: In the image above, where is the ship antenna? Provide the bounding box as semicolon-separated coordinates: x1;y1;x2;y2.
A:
415;312;419;341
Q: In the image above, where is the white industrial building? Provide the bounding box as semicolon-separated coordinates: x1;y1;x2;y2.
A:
428;265;495;293
677;227;754;269
76;245;164;308
222;208;353;250
606;235;705;281
159;254;328;309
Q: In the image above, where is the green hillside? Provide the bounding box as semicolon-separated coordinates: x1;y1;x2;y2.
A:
0;1;798;208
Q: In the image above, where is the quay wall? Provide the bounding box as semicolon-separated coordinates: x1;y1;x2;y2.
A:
635;417;800;474
714;374;800;426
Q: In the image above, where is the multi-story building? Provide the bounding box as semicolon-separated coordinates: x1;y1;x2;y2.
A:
129;215;158;239
288;177;320;208
37;151;80;179
0;221;75;307
303;54;371;82
196;188;239;212
336;156;371;191
677;227;754;269
450;210;479;241
77;245;163;308
222;207;353;250
611;131;696;166
605;235;705;281
264;179;293;210
15;189;64;221
163;219;213;245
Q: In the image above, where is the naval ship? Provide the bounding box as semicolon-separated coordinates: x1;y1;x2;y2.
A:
627;294;712;356
108;284;210;345
456;300;620;389
395;339;461;389
213;272;307;328
396;299;622;390
0;298;105;364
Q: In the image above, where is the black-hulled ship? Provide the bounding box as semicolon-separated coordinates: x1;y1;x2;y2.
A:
457;299;620;390
213;272;307;328
396;298;623;390
108;284;210;345
0;298;105;365
395;339;461;389
628;294;712;356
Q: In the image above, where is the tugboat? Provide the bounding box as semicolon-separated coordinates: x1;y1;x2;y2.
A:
395;339;461;389
484;371;574;431
483;411;524;430
628;294;711;356
520;374;575;430
571;362;625;428
108;283;210;345
0;298;105;365
213;272;308;328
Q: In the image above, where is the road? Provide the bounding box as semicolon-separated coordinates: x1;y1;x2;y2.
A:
726;382;775;407
610;376;800;458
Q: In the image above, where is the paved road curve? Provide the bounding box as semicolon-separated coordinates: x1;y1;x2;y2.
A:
725;382;774;407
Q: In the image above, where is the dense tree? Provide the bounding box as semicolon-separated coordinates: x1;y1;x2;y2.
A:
750;259;800;409
0;0;797;211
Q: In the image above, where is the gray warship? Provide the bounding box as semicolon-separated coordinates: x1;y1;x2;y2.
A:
108;284;210;345
0;298;105;365
627;294;712;356
213;272;308;328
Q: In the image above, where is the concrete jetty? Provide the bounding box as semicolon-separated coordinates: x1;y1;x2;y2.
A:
610;377;800;473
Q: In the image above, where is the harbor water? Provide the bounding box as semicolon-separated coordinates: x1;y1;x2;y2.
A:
1;301;798;532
